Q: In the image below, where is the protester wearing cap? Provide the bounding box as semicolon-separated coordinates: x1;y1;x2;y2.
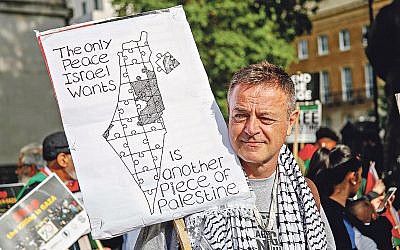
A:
43;131;79;191
15;143;47;185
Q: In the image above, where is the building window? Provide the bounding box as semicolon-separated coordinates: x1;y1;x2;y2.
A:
319;71;330;103
82;2;87;15
298;40;308;60
362;25;368;47
94;0;100;10
364;63;374;98
341;67;353;101
339;29;351;51
317;35;329;55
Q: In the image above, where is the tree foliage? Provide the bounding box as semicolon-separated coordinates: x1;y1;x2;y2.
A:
112;0;319;116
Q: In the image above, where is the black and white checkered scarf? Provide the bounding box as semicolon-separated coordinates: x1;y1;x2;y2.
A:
185;145;327;249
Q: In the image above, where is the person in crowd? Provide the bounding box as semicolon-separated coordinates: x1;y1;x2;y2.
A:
347;198;379;249
362;195;395;250
366;0;400;177
135;61;333;249
320;144;363;250
307;147;386;200
298;127;339;171
15;143;46;184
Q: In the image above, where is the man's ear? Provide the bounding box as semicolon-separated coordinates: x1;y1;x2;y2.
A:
286;109;300;136
56;153;69;168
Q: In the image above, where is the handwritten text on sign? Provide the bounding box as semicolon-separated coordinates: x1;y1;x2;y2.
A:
52;39;116;98
157;149;239;213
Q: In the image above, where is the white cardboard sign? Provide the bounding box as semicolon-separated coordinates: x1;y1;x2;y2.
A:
36;6;252;238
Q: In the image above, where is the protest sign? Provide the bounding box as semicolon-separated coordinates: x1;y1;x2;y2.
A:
36;6;252;238
291;72;320;101
287;100;322;143
0;183;24;216
0;174;90;250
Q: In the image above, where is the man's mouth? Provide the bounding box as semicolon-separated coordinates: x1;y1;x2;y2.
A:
241;140;264;146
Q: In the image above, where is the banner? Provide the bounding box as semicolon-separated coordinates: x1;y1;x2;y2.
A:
0;183;24;216
287;100;322;143
36;6;252;238
0;174;90;250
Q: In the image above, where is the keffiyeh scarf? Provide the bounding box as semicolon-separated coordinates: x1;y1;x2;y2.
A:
185;145;327;249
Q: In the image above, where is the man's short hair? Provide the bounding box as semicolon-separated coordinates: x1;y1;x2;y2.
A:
19;143;46;169
227;61;296;115
42;131;70;161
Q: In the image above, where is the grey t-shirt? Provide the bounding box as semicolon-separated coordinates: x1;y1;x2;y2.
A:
249;173;282;250
249;172;336;250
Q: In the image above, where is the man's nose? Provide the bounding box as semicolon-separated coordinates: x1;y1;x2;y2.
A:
244;115;260;136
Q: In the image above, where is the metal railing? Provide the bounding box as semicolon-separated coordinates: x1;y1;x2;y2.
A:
321;87;373;106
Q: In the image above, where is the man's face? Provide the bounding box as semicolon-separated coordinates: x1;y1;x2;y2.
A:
64;154;77;180
228;83;297;167
49;153;77;182
317;138;337;150
15;163;35;184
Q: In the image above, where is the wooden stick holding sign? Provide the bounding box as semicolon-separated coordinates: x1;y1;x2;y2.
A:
173;218;193;250
95;240;104;250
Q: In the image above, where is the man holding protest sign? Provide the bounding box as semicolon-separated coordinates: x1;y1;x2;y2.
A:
135;62;333;249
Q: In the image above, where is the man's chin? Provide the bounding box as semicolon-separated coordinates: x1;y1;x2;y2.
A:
66;169;78;180
239;154;270;166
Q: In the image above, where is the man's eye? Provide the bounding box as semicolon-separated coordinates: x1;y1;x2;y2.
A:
234;114;247;121
260;117;275;124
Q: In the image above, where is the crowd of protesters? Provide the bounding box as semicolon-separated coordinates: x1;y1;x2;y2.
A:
302;127;400;250
6;62;400;250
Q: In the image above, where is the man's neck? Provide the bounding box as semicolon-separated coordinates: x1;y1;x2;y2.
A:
242;156;278;179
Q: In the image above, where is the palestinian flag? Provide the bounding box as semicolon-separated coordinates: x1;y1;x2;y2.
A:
365;162;379;194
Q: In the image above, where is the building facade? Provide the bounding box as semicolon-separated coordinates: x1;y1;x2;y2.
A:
288;0;390;134
0;0;71;182
66;0;116;24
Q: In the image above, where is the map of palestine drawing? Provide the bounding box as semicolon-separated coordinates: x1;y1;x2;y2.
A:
103;31;179;213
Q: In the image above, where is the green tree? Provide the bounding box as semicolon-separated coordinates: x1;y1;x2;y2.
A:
112;0;319;117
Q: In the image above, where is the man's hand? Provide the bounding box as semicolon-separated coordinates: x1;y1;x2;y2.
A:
371;195;384;211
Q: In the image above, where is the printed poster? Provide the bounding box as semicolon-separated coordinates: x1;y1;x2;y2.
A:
0;174;90;250
36;6;252;238
0;183;24;216
286;100;322;143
